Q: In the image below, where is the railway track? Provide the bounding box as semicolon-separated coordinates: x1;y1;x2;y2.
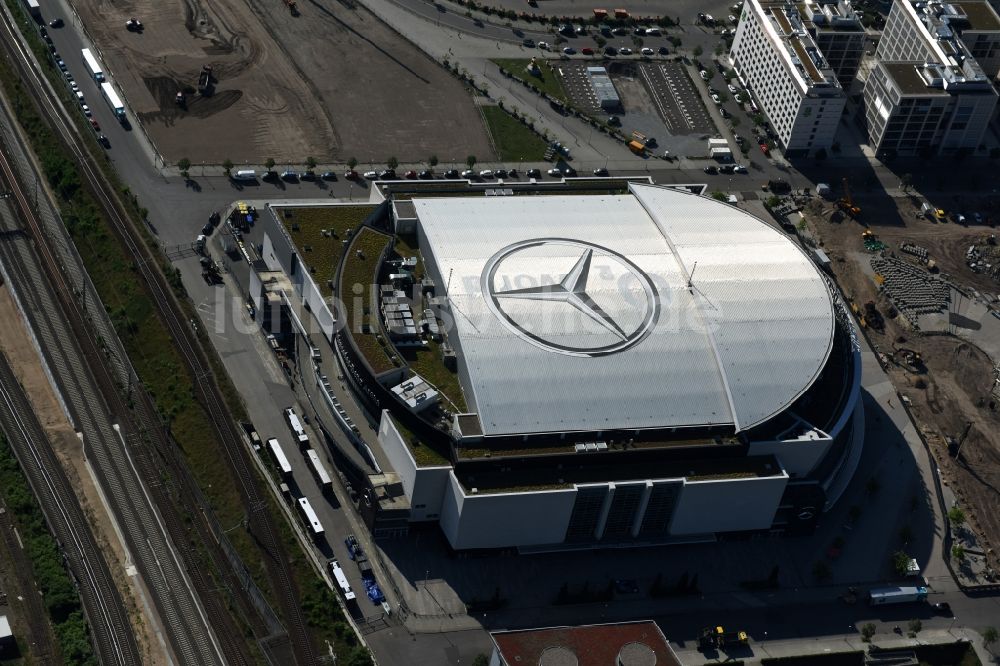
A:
0;3;317;664
0;155;225;665
0;348;140;666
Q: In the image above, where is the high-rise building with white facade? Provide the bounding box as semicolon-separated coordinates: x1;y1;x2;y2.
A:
731;0;848;157
863;0;999;156
800;0;866;87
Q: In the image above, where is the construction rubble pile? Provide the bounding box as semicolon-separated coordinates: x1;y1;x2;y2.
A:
966;235;1000;281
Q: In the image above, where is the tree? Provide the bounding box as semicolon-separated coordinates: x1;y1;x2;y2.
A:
466;155;478;169
898;525;912;545
428;155;439;169
348;156;359;169
861;623;876;642
306;156;317;170
265;157;276;171
952;544;966;561
900;172;913;192
222;158;233;177
892;550;911;576
472;655;489;666
908;618;922;636
344;646;374;666
983;627;998;652
178;157;191;179
711;191;727;201
693;45;703;57
387;156;399;170
948;506;966;526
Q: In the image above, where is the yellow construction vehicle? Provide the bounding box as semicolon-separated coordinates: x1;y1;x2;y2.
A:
838;178;861;217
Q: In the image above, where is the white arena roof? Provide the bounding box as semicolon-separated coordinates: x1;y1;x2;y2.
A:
413;183;835;437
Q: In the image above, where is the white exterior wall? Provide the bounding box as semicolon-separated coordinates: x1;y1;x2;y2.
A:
440;475;577;550
377;412;452;521
670;473;788;535
786;96;845;152
750;437;832;478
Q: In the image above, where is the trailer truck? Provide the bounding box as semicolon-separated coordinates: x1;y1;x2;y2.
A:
868;586;928;606
100;82;126;123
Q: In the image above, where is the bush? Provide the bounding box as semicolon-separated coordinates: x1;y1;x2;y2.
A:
861;623;876;642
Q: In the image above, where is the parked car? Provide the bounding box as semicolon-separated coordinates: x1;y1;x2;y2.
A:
537;41;549;50
700;70;710;80
522;38;535;47
322;171;338;180
363;170;378;179
704;166;718;174
281;170;298;181
729;14;738;23
593;167;609;176
49;17;64;28
608;115;621;126
547;168;563;176
563;47;576;55
932;602;952;616
89;118;100;131
495;169;508;178
82;104;92;117
404;170;418;179
612;26;628;35
563;166;577;177
377;169;396;179
57;59;67;71
728;83;738;93
618;47;632;55
640;47;654;56
734;93;743;104
734;164;748;174
711;93;721;104
344;169;359;179
301;170;316;181
526;168;542;178
460;169;476;178
658;46;669;55
98;134;110;148
444;169;460;179
759;143;770;155
647;27;661;36
604;46;618;56
582;47;594;55
479;169;494;179
418;170;434;179
633;27;646;35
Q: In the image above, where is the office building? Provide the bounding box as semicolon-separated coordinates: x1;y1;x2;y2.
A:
864;0;999;156
731;0;848;156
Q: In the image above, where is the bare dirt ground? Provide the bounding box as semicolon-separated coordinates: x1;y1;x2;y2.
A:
71;0;493;163
0;284;169;666
805;193;1000;574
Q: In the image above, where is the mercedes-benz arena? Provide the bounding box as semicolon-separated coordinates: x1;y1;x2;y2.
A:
370;183;864;551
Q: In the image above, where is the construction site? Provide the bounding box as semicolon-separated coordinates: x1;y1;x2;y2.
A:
802;181;1000;584
67;0;494;163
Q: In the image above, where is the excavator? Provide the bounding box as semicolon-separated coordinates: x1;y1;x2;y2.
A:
838;177;861;218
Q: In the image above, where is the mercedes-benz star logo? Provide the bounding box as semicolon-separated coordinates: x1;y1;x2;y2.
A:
480;238;660;357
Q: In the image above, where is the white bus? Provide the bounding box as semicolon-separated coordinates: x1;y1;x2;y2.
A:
329;560;356;601
305;449;332;491
297;497;324;539
284;406;310;448
100;82;126;123
81;48;105;82
267;438;292;478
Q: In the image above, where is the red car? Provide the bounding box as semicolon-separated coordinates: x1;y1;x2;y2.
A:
759;143;770;155
582;47;594;55
344;169;359;179
89;118;100;131
404;170;417;179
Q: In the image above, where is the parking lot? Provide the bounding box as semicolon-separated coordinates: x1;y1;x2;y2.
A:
641;62;715;135
555;61;607;115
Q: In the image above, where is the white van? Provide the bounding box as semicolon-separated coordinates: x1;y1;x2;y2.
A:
233;169;256;181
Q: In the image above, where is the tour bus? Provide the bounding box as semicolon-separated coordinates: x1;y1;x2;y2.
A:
284;406;310;449
267;438;292;478
297;497;324;540
329;559;356;601
305;449;332;492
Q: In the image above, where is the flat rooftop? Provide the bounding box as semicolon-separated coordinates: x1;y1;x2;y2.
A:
882;62;950;95
955;1;1000;31
414;183;835;438
757;0;841;87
